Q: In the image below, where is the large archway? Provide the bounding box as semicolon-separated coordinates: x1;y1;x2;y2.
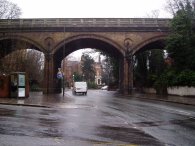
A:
43;34;127;94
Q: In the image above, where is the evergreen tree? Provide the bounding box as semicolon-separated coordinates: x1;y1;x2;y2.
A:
81;54;95;82
134;51;148;88
73;72;83;82
147;49;165;87
101;56;119;86
163;0;195;87
166;0;195;71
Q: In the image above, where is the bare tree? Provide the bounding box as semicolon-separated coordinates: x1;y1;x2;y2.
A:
146;10;160;18
1;49;44;86
25;49;44;83
165;0;195;16
0;0;21;19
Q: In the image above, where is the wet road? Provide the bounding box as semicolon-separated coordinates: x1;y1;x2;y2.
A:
0;90;195;146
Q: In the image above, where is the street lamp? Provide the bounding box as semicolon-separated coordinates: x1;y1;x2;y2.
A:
124;38;133;94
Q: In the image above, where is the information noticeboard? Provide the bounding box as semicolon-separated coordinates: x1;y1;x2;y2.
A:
18;74;25;86
18;88;25;97
10;73;26;98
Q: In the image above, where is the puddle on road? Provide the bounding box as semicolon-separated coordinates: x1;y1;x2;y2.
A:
57;104;94;109
95;125;165;146
0;108;16;116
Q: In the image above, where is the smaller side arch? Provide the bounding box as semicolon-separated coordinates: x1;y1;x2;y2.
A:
133;35;167;54
0;35;46;53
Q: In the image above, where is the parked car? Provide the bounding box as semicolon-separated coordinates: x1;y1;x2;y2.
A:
101;85;108;90
73;81;88;95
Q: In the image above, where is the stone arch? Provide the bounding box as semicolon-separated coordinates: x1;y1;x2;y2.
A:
133;35;167;54
45;33;127;94
52;34;125;56
0;35;46;54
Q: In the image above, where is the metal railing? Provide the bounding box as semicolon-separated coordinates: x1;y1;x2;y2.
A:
0;18;171;28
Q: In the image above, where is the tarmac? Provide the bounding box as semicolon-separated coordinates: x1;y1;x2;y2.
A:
0;90;195;108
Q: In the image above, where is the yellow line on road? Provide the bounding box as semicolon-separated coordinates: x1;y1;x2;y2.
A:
118;144;138;146
93;142;113;145
92;142;138;146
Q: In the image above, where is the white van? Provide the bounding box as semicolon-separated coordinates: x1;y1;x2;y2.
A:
73;82;88;95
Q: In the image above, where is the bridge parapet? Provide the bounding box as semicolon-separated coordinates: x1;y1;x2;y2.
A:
0;18;171;28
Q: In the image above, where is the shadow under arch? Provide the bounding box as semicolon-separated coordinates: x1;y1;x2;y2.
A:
133;35;167;54
0;35;46;58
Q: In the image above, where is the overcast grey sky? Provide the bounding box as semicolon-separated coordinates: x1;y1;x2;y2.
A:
10;0;172;18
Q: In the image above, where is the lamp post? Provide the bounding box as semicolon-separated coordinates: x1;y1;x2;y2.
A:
124;38;133;94
83;74;85;81
45;53;50;95
73;74;75;82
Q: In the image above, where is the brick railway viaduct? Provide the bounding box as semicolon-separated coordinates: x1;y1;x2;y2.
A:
0;18;170;94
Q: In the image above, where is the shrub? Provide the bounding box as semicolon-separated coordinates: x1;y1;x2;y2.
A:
87;82;98;89
159;69;195;87
30;84;42;91
176;70;195;87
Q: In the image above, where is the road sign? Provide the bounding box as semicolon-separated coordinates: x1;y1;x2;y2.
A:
57;72;63;79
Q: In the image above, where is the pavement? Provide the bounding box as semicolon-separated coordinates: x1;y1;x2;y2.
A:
0;90;195;107
0;92;73;108
132;93;195;106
